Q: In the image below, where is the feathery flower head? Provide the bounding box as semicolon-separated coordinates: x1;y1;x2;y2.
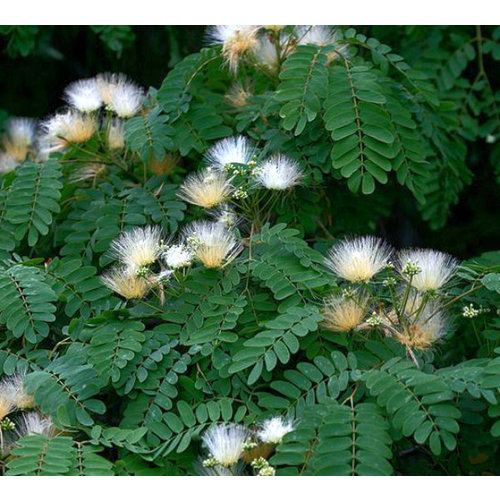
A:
69;163;107;184
100;266;152;300
0;398;15;421
184;221;242;269
110;226;163;272
96;73;126;105
398;305;448;350
254;154;303;190
108;80;144;118
207;25;260;72
397;249;458;292
205;136;255;171
253;35;281;71
295;25;336;46
322;294;368;332
257;417;294;444
326;40;350;63
0;153;18;174
106;118;125;150
97;73;144;117
16;411;55;438
178;167;233;208
0;372;34;411
225;82;252;108
64;78;102;113
295;26;349;61
325;236;392;283
41;110;96;152
2;117;38;161
163;243;193;270
201;424;249;467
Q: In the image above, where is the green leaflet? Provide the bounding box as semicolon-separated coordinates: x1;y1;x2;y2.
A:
158;47;222;118
4;160;62;247
149;398;248;459
45;257;113;318
125;106;174;162
229;304;323;384
24;346;106;427
6;434;114;476
275;45;330;135
84;319;146;385
271;401;393;476
365;358;460;455
324;65;394;194
0;264;57;343
258;350;353;415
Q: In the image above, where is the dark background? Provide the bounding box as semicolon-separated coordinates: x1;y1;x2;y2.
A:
0;26;498;259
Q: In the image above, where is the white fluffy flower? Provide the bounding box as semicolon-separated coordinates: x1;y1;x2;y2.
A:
184;221;242;269
163;244;193;269
225;82;252;108
325;236;392;283
2;117;37;162
295;26;349;61
207;25;259;45
207;25;260;72
106;118;125;150
108;80;144;118
254;154;303;190
0;382;16;420
295;25;336;46
40;110;96;153
205;136;255;170
97;73;144;117
96;73;127;105
69;163;107;184
4;117;37;142
253;36;281;70
257;417;294;444
0;153;18;174
0;371;34;415
178;167;233;208
413;308;448;347
64;78;102;113
202;424;249;466
322;294;368;332
16;412;55;438
100;266;152;300
396;302;448;350
398;249;458;292
110;226;163;272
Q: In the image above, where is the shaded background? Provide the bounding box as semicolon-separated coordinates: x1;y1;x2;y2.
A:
0;26;498;259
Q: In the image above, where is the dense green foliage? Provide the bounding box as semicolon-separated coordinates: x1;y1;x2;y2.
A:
0;25;499;476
